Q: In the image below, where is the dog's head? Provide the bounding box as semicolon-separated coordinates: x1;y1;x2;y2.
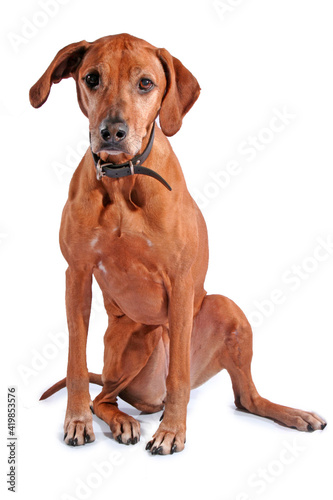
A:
29;34;200;159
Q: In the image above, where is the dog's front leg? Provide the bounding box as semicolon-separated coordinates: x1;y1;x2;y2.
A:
63;266;94;446
146;276;194;455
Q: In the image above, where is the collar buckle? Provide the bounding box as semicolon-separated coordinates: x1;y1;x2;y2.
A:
96;160;105;180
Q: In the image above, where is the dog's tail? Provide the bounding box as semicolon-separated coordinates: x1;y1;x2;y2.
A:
39;372;103;401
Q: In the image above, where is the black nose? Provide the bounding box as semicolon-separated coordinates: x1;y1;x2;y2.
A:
100;120;128;143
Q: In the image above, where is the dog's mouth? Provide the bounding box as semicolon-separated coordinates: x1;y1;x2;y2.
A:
94;144;130;156
93;141;142;161
91;140;140;167
98;149;123;155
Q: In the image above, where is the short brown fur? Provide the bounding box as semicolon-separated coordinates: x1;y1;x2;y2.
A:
30;34;326;454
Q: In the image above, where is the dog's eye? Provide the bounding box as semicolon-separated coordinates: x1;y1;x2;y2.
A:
85;73;99;88
139;78;154;92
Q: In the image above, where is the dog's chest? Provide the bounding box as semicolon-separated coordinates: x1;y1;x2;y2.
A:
90;209;169;324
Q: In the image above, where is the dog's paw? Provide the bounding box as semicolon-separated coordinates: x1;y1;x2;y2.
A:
287;409;327;432
110;411;140;445
64;408;95;446
146;423;186;455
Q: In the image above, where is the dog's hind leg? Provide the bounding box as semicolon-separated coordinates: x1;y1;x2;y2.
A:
190;294;326;431
93;316;163;445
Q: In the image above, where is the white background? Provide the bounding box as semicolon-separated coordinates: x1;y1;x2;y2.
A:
1;0;332;499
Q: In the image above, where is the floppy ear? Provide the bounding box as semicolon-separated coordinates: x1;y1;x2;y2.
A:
157;48;201;137
29;40;91;108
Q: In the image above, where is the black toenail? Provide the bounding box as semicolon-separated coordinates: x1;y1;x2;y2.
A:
85;434;90;443
156;446;163;455
146;441;153;451
159;412;164;422
171;444;177;454
116;435;122;444
68;438;74;446
64;433;67;440
321;423;327;430
132;437;138;444
307;424;314;432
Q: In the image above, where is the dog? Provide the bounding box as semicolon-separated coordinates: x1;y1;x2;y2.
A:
29;33;326;455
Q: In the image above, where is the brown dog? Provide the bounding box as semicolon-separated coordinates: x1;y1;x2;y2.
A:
29;34;326;455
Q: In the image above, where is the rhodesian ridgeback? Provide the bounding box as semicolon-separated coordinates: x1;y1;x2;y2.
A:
29;34;326;455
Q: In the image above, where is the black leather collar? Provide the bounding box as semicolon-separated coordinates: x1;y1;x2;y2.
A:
90;123;172;191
